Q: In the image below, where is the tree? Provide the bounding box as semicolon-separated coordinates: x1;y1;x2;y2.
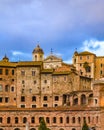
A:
82;119;89;130
38;117;50;130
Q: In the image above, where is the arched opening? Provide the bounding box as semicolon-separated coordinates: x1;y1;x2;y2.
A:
15;117;18;124
23;117;27;123
14;128;20;130
60;117;63;123
81;94;86;105
0;129;3;130
7;117;11;124
72;129;76;130
46;117;50;123
73;94;78;105
72;117;75;123
66;116;69;123
53;117;56;123
30;128;36;130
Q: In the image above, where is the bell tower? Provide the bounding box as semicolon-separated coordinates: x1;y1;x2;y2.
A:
32;45;44;61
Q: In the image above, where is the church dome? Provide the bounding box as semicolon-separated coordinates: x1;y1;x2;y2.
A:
2;55;9;62
32;45;44;54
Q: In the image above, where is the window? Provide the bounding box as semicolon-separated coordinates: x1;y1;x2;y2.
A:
21;70;25;76
72;117;75;123
46;117;50;123
95;99;98;104
44;80;47;83
22;80;25;84
32;96;36;101
0;85;3;91
5;69;8;75
66;117;69;123
32;105;36;108
88;116;90;123
43;104;48;107
21;105;25;108
21;96;25;102
80;56;82;60
21;89;24;93
32;71;35;76
54;104;58;107
23;117;27;123
15;117;18;124
0;97;3;103
101;64;103;67
5;97;9;103
54;96;59;101
64;76;67;81
53;117;56;123
87;56;89;59
0;117;2;123
60;117;63;123
80;64;82;66
12;70;14;75
78;117;81;124
0;78;2;81
34;80;37;84
35;55;37;61
0;69;2;75
5;85;9;92
31;117;35;123
11;87;14;92
29;89;32;93
7;117;11;124
12;79;14;82
100;70;103;75
43;96;48;101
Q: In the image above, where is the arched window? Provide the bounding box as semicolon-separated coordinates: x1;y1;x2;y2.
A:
81;94;86;104
5;85;9;92
88;116;90;123
14;128;20;130
39;117;42;123
60;117;63;123
72;117;75;123
96;116;98;123
53;117;56;123
78;117;81;124
0;117;2;123
30;128;36;130
66;116;69;123
23;117;27;123
15;117;18;124
35;55;37;61
7;117;11;124
73;94;78;105
46;117;50;123
72;129;76;130
31;117;35;123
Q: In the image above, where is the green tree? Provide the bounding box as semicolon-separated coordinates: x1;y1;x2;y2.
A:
82;119;89;130
38;117;50;130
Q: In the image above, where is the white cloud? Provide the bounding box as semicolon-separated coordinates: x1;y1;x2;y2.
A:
80;39;104;56
11;51;31;61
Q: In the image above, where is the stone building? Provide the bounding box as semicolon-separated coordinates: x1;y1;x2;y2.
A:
0;45;103;130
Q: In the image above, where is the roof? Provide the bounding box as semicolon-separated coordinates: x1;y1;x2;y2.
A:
17;61;42;67
0;61;17;67
78;51;95;56
44;54;62;62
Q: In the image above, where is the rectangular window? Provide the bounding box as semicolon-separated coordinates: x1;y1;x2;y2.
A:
21;96;25;102
54;96;59;101
32;96;36;101
32;71;35;76
21;105;25;108
12;70;14;75
0;69;2;75
21;70;25;76
80;56;82;60
5;97;9;103
0;97;2;102
43;104;48;107
43;96;48;101
5;69;8;75
32;105;36;108
22;80;25;84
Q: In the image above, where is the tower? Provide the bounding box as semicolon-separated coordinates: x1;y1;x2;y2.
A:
32;45;44;61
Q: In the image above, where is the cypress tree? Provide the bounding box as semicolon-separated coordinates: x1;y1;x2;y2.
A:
82;119;89;130
38;117;50;130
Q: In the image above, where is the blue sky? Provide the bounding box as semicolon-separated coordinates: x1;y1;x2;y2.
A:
0;0;104;63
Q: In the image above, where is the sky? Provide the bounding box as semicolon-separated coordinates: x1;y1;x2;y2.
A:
0;0;104;63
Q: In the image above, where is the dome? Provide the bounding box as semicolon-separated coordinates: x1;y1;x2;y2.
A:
32;45;44;54
2;55;9;62
74;51;78;56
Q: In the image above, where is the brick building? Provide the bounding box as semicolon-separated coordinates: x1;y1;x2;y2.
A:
0;45;103;130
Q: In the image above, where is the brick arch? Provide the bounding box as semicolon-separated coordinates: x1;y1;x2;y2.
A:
81;94;86;105
30;128;36;130
73;94;78;105
14;128;20;130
